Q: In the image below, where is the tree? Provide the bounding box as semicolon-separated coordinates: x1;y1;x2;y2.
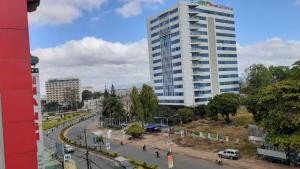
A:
44;102;60;112
269;66;290;83
104;87;109;98
82;90;93;101
289;60;300;80
126;123;145;138
245;64;273;93
139;84;158;123
96;136;104;150
246;80;300;151
102;96;125;124
207;93;240;123
130;87;143;122
177;108;196;124
194;105;207;117
92;92;103;99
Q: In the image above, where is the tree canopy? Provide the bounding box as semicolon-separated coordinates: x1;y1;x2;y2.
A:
82;90;93;100
245;64;273;93
139;84;158;123
207;93;240;123
130;87;143;122
246;80;300;151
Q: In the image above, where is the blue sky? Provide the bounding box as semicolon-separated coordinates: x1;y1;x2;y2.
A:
29;0;300;93
30;0;300;48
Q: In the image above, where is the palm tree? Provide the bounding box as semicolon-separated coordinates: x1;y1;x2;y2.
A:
96;136;104;151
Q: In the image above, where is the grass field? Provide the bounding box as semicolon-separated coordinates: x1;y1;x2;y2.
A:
175;108;258;157
43;112;84;130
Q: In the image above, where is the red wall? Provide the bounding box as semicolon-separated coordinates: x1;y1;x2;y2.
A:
0;0;37;168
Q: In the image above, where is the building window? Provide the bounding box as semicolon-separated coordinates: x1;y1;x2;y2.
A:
217;47;236;51
218;54;237;58
219;74;239;78
174;85;183;89
216;40;236;44
216;33;236;37
220;88;240;92
216;26;235;31
218;61;238;64
173;54;181;59
193;68;210;73
215;18;235;24
220;81;239;85
194;90;211;96
159;100;184;104
174;77;183;81
195;97;212;102
193;75;210;81
219;67;238;71
173;62;181;67
173;70;182;74
194;83;211;89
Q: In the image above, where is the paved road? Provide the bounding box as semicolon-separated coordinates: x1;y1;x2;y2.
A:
66;115;236;169
44;115;116;169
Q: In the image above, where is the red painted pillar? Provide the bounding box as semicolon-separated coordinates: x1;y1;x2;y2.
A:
0;0;39;169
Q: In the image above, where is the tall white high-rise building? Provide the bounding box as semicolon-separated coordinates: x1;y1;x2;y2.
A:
147;0;239;106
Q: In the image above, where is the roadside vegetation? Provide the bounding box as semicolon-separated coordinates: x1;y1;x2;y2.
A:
43;112;83;130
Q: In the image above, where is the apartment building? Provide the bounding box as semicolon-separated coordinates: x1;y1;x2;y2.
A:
46;78;80;103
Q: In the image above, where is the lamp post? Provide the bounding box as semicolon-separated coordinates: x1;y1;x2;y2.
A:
154;114;179;153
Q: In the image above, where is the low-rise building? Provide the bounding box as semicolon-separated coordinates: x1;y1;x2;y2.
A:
83;98;103;113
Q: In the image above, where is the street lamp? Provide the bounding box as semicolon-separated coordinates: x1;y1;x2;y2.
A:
154;114;179;153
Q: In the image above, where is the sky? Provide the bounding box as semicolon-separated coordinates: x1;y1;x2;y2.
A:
28;0;300;94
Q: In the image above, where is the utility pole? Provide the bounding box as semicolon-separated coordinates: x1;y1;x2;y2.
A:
84;128;91;169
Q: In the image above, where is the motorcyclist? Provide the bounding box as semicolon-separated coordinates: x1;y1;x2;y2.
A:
143;145;146;151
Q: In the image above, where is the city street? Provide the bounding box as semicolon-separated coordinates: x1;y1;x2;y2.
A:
66;115;237;169
44;116;117;169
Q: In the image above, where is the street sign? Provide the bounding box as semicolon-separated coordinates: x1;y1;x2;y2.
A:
167;155;174;168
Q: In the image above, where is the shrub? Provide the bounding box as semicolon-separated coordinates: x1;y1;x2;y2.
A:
126;123;145;138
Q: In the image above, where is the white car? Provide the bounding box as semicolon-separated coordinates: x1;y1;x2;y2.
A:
64;144;74;154
114;157;134;169
218;149;240;160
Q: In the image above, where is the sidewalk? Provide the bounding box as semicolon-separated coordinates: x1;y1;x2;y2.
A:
86;121;297;169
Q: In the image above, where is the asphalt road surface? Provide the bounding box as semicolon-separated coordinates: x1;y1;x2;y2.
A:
66;115;237;169
44;115;117;169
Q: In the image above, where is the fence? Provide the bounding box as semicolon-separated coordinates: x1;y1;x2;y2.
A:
172;128;240;143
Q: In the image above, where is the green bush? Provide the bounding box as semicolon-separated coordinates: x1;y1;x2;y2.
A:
126;123;145;138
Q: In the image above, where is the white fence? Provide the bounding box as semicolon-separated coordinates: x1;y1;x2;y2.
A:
172;128;240;143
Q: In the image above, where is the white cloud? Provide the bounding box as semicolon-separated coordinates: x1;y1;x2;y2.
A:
116;0;164;18
32;37;150;94
33;37;300;94
238;38;300;76
29;0;107;26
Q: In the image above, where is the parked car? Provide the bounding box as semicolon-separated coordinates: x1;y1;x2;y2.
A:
114;157;134;169
64;144;74;154
218;149;240;160
257;146;300;166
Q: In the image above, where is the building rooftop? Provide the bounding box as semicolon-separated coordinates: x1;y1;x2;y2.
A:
47;78;80;83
